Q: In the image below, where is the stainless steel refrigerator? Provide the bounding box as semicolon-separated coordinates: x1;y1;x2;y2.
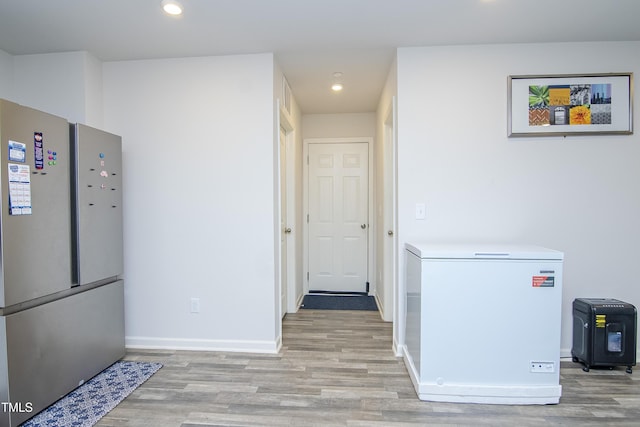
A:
0;100;125;427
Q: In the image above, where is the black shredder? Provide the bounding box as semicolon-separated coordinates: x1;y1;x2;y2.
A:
572;298;637;373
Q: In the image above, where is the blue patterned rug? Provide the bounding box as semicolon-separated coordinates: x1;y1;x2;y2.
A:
21;361;162;427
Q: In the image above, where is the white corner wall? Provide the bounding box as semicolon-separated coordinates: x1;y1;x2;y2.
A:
103;53;279;352
82;52;104;129
291;97;304;309
12;52;93;124
375;56;398;323
0;49;13;100
396;42;640;357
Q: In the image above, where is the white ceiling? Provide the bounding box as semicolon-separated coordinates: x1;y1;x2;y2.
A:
1;0;639;114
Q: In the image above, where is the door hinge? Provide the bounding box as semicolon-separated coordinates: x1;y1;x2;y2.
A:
307;272;309;281
307;214;309;223
307;155;309;165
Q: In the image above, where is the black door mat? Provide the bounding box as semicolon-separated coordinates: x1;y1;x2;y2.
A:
301;294;378;311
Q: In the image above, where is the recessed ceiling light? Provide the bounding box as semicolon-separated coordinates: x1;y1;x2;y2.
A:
162;0;183;16
331;72;344;92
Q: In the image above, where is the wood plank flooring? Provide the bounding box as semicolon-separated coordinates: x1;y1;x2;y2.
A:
98;310;640;426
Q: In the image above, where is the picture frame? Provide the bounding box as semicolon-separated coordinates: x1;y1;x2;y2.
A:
507;73;633;137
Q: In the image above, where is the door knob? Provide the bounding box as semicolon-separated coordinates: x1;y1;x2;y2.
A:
361;224;367;229
284;227;292;233
388;230;394;236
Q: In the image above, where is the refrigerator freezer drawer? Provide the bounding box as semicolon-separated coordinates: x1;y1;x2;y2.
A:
0;281;125;427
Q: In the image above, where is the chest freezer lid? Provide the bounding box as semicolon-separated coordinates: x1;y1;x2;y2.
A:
405;242;563;260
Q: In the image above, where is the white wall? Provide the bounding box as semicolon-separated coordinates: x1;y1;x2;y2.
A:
82;53;104;128
0;50;102;127
0;49;13;100
291;99;304;308
375;57;398;324
103;54;279;352
303;113;376;139
12;52;94;124
396;42;640;357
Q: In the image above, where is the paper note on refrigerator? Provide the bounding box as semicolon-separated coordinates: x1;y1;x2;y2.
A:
8;163;32;215
8;140;27;162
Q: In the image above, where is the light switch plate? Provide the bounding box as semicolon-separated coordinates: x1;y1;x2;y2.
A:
190;297;200;313
415;203;426;220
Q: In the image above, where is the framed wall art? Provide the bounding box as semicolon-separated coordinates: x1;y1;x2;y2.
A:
508;73;633;137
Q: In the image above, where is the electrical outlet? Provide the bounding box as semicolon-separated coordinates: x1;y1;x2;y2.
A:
530;361;555;373
190;297;200;313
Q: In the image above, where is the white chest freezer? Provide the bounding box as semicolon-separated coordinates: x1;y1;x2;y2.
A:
403;243;564;405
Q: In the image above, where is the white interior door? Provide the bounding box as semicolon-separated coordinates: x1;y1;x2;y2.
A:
308;142;369;293
279;127;288;318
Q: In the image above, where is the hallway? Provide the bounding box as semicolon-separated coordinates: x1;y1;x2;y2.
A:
103;310;640;426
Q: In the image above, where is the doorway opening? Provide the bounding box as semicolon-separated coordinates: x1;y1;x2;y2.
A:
302;137;374;297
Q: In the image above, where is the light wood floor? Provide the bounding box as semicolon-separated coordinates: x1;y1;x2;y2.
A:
99;309;640;426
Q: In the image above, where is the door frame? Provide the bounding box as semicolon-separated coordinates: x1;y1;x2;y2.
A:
279;126;288;318
382;98;398;323
302;137;375;296
277;102;296;322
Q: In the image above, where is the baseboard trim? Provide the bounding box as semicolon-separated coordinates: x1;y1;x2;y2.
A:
374;293;391;321
295;293;305;311
393;341;404;358
560;348;572;359
125;336;280;354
